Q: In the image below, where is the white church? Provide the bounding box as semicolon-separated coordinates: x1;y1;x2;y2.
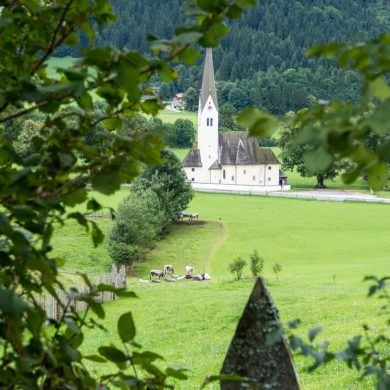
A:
183;49;290;193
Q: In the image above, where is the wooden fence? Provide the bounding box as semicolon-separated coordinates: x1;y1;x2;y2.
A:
85;211;113;220
37;265;126;320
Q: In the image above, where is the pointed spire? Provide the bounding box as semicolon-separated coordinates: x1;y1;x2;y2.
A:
200;48;218;111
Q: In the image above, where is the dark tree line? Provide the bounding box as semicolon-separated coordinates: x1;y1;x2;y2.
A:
57;0;389;115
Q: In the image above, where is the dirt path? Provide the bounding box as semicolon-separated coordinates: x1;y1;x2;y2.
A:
205;220;229;275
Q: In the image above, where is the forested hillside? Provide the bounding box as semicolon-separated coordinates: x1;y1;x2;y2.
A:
59;0;389;114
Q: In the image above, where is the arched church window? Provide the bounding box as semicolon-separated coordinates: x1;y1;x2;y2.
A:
223;170;226;179
206;118;209;126
210;118;213;126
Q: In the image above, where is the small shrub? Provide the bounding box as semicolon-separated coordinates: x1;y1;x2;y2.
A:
272;263;282;281
109;242;138;265
250;250;264;276
228;256;247;280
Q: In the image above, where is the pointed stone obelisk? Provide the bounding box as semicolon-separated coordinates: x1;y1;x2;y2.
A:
220;277;300;389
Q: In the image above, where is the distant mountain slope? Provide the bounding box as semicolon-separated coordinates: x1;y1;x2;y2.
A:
58;0;389;114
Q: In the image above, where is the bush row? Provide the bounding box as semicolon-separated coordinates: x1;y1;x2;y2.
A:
109;150;193;265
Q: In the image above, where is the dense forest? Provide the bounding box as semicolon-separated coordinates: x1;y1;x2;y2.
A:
58;0;389;115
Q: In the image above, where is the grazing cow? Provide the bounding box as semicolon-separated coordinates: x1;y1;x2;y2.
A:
193;273;211;281
163;264;175;275
185;265;194;278
174;213;183;221
182;211;190;219
189;213;199;222
150;270;164;280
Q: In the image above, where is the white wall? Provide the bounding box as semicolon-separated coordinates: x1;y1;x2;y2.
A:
220;164;280;186
235;165;262;185
186;164;280;186
219;165;236;185
184;167;210;184
264;164;279;186
210;169;222;184
198;96;219;170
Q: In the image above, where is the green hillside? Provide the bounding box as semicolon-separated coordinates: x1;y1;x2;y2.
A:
58;0;389;114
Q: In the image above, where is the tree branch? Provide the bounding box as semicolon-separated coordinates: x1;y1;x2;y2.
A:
31;0;75;75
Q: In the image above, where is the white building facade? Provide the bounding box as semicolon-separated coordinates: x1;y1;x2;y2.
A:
183;49;290;192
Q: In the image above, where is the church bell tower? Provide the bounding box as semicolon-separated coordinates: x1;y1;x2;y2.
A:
198;48;219;169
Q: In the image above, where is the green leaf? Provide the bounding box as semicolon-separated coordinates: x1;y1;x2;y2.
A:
133;351;163;364
236;0;257;7
97;284;137;298
178;46;200;65
65;32;80;47
236;108;278;138
117;312;136;343
63;189;88;207
91;222;104;247
200;23;229;47
265;328;283;346
83;354;106;363
86;198;102;212
68;212;88;229
103;117;122;131
64;319;82;334
201;374;246;389
0;288;29;319
304;148;333;173
367;161;389;191
165;367;189;380
175;32;202;45
98;346;127;364
307;43;343;59
309;326;323;342
91;170;122;195
368;77;390;101
342;165;364;184
141;362;166;378
89;301;105;319
365;99;390;135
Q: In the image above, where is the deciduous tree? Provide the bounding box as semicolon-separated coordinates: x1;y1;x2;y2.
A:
0;0;256;387
132;149;193;223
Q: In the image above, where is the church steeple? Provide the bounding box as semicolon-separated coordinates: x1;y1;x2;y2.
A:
199;48;218;111
197;48;219;170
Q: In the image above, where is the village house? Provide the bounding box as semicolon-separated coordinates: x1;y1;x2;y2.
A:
182;49;290;192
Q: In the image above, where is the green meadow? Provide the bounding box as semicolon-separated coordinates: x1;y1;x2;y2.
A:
56;190;389;389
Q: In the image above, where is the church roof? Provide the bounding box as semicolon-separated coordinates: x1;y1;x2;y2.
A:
199;48;218;111
182;149;202;167
258;147;280;165
218;131;280;166
209;159;221;170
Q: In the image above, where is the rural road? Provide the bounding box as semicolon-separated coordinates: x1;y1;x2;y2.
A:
261;189;390;204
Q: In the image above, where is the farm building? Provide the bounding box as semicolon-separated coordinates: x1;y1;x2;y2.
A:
183;49;290;192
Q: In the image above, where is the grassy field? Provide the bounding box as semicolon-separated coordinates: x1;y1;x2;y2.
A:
46;56;78;78
56;190;389;389
157;110;197;127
